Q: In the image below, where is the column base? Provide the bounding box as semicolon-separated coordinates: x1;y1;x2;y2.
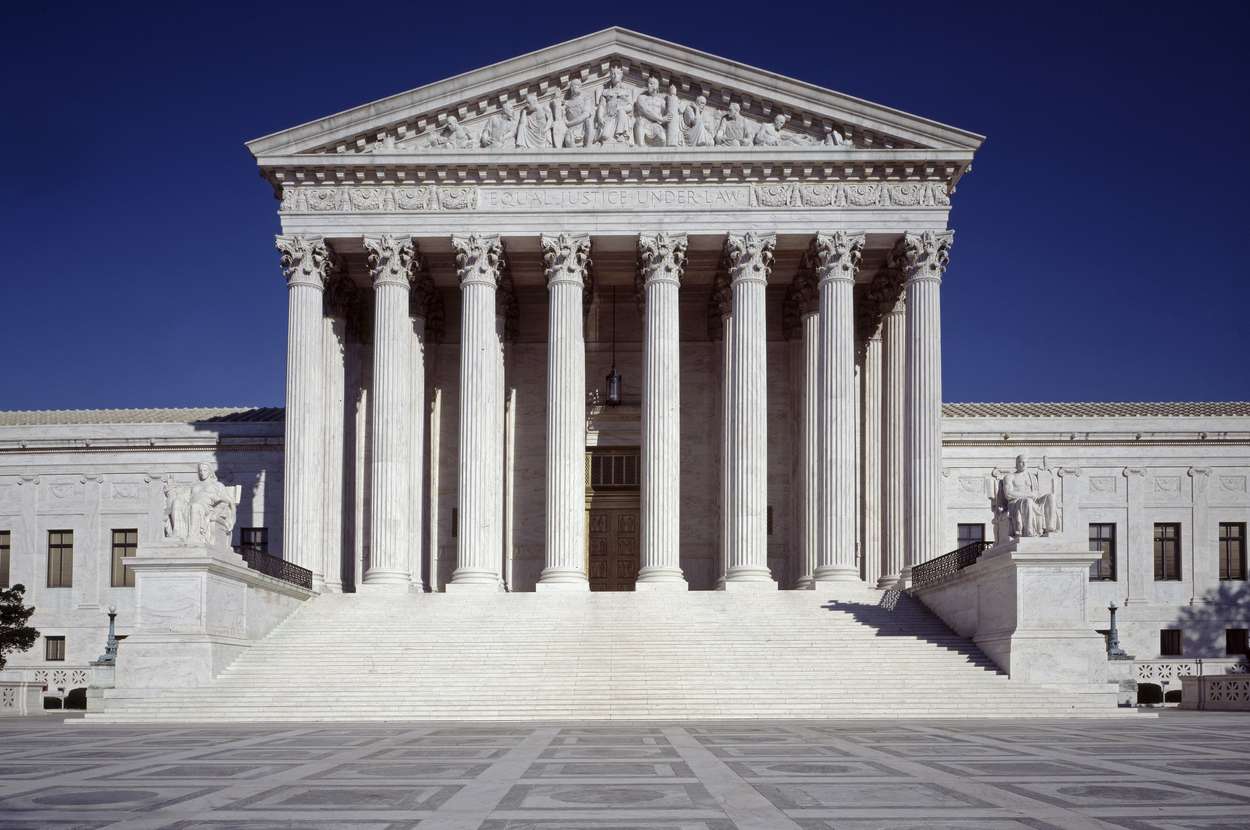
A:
445;580;504;594
322;581;345;594
635;567;687;590
876;573;901;589
719;567;777;592
536;580;590;592
895;566;913;591
358;581;414;595
792;576;815;590
813;565;861;582
537;567;589;591
361;569;412;592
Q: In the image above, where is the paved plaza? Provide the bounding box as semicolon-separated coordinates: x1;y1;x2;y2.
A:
0;714;1248;829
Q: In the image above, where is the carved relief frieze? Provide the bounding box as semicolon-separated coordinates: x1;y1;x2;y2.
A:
278;181;949;215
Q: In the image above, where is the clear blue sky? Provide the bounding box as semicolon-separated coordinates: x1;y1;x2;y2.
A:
2;1;1247;410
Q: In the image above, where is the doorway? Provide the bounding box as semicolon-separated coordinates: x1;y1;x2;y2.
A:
586;447;641;591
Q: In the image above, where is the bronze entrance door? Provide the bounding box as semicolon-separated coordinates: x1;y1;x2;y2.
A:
586;448;641;591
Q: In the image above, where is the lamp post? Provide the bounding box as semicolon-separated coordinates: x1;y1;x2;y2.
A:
97;606;119;665
1107;601;1130;660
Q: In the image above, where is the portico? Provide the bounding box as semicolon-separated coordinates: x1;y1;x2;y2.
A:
251;27;980;593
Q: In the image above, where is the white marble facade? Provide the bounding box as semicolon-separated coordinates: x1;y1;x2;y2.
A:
0;29;1247;687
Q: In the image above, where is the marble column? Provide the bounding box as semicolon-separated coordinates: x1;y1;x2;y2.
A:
407;278;434;592
860;328;883;585
793;278;819;589
813;232;865;584
363;234;418;589
637;232;688;590
275;235;332;576
897;230;953;584
721;232;776;590
538;233;591;590
712;280;732;585
450;234;505;591
321;307;348;593
880;291;906;587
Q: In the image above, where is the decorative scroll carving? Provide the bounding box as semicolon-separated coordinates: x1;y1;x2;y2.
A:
724;232;775;286
637;232;688;286
163;463;240;551
809;231;865;284
892;230;954;282
363;234;419;287
275;235;333;287
541;233;593;286
451;234;505;287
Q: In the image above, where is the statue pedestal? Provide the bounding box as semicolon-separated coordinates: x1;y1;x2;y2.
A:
114;542;312;692
912;537;1109;687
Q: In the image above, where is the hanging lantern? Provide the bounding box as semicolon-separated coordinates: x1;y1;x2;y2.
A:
606;286;622;406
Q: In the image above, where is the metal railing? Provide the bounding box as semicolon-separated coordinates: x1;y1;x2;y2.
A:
236;547;313;590
911;540;993;590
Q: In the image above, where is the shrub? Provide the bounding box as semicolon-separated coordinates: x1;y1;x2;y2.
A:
1137;683;1163;704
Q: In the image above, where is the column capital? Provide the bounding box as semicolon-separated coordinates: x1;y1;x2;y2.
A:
809;231;865;284
724;232;775;286
276;235;334;289
637;232;688;289
891;230;954;284
452;234;505;288
542;233;592;288
364;234;419;288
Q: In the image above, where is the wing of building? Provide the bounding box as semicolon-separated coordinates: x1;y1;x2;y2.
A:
1;28;1246;719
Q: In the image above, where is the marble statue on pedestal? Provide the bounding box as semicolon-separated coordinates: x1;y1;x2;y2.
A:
633;76;672;146
678;96;713;147
714;103;751;147
479;100;519;149
596;65;634;145
163;463;240;550
997;454;1059;538
517;93;554;148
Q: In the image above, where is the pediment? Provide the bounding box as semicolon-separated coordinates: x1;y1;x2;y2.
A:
247;28;983;161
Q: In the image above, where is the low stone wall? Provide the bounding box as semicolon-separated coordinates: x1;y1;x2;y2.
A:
0;681;44;716
911;537;1109;687
114;542;312;691
1180;674;1250;711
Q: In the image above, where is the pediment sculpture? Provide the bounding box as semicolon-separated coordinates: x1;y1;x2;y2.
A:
993;455;1060;539
366;66;849;154
163;463;241;551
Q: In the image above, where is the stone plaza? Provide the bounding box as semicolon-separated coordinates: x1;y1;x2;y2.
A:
2;713;1250;828
0;27;1247;721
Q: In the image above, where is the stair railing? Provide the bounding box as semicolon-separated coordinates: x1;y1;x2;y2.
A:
234;546;313;590
911;540;993;590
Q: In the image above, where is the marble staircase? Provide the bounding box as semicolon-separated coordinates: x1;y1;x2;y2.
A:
89;588;1128;721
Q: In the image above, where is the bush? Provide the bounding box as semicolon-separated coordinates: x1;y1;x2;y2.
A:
1137;683;1163;704
42;696;63;710
64;688;87;710
1164;688;1182;703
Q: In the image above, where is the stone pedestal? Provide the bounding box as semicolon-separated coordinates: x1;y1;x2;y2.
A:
114;543;311;691
965;538;1108;686
1106;659;1137;707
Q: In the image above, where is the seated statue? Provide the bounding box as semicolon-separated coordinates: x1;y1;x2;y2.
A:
996;454;1058;538
164;463;240;551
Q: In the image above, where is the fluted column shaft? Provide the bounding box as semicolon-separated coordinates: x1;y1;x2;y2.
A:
538;234;591;590
813;232;865;583
364;234;416;588
276;236;331;577
637;233;688;589
407;298;428;592
795;308;819;588
880;297;906;586
860;332;883;584
722;233;776;589
321;314;347;592
450;235;504;590
717;309;733;584
899;231;953;584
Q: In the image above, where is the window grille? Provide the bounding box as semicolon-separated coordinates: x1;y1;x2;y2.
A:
957;524;985;548
47;530;73;588
110;529;137;588
45;636;66;661
1089;523;1116;581
1160;629;1183;657
1153;523;1181;581
589;450;640;490
1219;522;1246;581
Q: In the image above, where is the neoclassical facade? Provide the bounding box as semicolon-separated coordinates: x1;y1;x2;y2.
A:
1;29;1247;714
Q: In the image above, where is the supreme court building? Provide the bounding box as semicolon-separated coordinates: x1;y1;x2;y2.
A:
2;28;1247;720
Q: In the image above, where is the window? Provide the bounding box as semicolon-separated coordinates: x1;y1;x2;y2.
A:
239;527;268;556
1160;629;1183;657
46;530;73;588
1153;523;1181;581
588;449;640;490
110;529;137;588
45;636;65;661
957;524;985;548
1220;522;1246;581
1227;629;1249;657
1089;523;1117;581
0;529;9;587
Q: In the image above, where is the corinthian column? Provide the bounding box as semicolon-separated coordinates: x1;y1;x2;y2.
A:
880;288;906;587
860;327;883;585
363;234;418;589
408;277;435;592
790;274;819;589
896;230;953;584
321;277;353;592
812;232;865;584
636;232;688;590
450;235;505;591
276;235;332;577
537;233;591;591
721;232;776;590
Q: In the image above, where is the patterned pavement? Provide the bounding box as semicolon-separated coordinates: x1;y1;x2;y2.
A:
0;713;1248;829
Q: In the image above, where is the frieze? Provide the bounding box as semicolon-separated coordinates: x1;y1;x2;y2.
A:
279;182;949;215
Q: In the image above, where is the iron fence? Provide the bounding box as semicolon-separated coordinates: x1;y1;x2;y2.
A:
910;540;993;590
